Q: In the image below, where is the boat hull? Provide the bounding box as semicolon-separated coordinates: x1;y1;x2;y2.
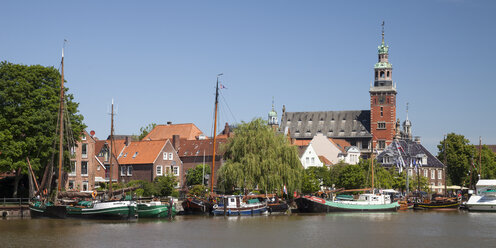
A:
182;198;213;214
296;196;399;213
137;204;176;218
67;201;136;220
212;206;268;216
29;202;67;219
413;202;460;210
465;195;496;212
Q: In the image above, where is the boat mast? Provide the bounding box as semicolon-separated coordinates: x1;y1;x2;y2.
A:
211;73;222;193
109;99;115;198
56;44;66;200
479;136;482;180
371;148;374;192
443;135;447;196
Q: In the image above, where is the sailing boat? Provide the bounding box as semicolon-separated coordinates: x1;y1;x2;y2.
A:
66;100;137;219
182;74;223;215
296;148;399;212
29;43;69;219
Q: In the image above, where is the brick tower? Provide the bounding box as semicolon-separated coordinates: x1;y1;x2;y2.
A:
370;22;397;151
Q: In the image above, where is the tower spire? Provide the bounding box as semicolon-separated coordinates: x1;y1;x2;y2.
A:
272;96;275;111
406;102;409;121
381;21;385;45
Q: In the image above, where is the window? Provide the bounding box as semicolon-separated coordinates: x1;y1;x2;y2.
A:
306;157;309;164
70;146;76;157
81;161;88;176
378;140;386;149
163;152;167;160
121;166;126;176
431;169;435;179
169;153;173;160
82;144;88;158
133;152;138;158
311;157;315;164
82;135;86;141
380;71;385;78
82;181;88;192
68;180;74;190
383;156;391;164
166;166;171;175
70;161;76;175
361;141;369;150
424;169;428;178
378;122;386;129
156;165;163;176
422;156;427;165
438;170;442;180
380;107;383;117
173;166;179;176
127;166;133;176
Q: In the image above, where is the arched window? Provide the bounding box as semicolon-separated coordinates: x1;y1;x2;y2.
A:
380;71;385;78
375;71;378;79
387;71;390;78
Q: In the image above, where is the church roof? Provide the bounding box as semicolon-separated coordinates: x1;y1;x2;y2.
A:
280;110;371;139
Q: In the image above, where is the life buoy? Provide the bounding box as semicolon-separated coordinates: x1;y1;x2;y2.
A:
92;190;97;199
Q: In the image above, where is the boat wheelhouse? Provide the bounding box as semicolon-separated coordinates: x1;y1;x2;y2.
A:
212;195;268;216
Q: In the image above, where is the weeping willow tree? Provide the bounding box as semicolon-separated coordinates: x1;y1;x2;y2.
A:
217;118;303;195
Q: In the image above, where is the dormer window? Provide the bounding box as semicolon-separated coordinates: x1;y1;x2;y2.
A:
132;152;138;158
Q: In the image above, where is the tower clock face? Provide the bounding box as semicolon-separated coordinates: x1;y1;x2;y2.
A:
379;96;386;104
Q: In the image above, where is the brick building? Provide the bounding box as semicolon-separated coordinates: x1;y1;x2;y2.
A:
279;25;398;155
117;139;183;187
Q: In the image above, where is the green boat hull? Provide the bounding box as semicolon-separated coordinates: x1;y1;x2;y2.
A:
67;203;136;220
137;204;176;218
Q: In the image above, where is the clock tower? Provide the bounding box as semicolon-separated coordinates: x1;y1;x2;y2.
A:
370;22;397;151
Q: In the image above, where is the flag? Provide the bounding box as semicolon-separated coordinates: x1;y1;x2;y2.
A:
283;185;288;195
220;83;227;89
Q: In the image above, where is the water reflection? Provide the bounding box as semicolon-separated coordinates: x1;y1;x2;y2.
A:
2;212;496;248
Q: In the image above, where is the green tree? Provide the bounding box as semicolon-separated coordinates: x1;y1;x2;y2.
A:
153;174;177;197
301;167;329;193
217;118;303;195
337;164;365;189
186;164;210;186
0;62;85;197
479;145;496;179
188;184;209;197
437;133;476;186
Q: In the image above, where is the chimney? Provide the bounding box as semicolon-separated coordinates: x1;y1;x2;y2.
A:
172;135;180;150
125;136;129;146
224;123;230;135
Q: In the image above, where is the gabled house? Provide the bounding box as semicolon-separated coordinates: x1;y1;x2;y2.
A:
298;144;324;169
66;131;131;192
117;139;183;188
376;139;446;194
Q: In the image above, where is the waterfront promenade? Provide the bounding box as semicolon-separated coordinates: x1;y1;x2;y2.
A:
2;211;495;248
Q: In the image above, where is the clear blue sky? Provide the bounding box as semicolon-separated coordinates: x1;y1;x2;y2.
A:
1;0;495;153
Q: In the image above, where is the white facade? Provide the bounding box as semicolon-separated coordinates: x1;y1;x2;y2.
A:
338;146;361;165
300;144;323;169
310;133;341;164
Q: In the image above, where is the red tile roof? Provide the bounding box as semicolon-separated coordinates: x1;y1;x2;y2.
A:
318;156;333;166
176;139;228;157
329;138;351;153
118;140;167;164
143;123;205;141
293;140;311;146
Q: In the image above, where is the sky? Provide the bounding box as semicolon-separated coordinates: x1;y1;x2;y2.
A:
1;0;495;153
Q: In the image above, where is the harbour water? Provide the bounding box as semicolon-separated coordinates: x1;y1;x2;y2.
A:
2;211;496;248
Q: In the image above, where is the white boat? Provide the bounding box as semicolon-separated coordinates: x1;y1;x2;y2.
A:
466;180;496;211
